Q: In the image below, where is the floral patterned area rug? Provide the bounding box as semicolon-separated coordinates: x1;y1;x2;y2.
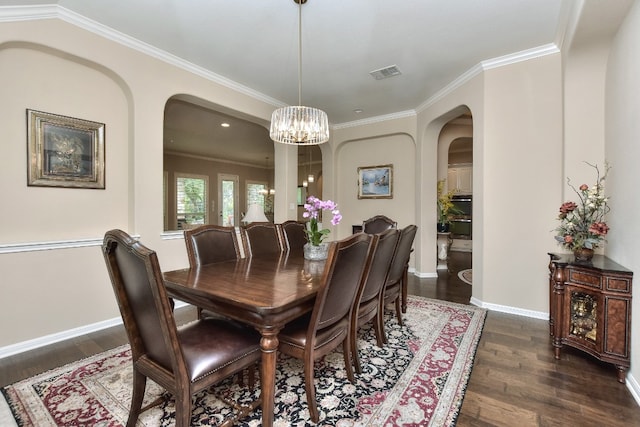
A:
1;296;486;426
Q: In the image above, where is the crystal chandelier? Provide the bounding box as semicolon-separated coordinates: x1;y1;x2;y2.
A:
270;0;329;145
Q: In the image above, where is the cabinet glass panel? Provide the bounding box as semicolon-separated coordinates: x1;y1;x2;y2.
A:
570;291;597;342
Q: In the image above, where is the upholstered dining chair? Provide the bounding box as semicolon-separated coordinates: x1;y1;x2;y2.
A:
184;224;242;267
184;224;243;320
277;232;377;423
380;224;418;343
350;227;401;373
279;220;308;254
362;215;397;234
241;222;284;257
102;229;262;427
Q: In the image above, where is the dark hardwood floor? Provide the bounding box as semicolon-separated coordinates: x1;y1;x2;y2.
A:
2;251;639;426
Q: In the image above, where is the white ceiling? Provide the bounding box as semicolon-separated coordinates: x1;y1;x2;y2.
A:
1;0;569;164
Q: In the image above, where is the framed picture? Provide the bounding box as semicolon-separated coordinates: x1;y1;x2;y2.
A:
297;186;307;206
27;109;105;189
357;164;393;199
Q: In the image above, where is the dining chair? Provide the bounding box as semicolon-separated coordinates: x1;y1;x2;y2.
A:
184;224;242;267
380;224;418;344
362;215;397;234
102;229;262;427
241;222;284;257
279;220;308;254
277;232;377;423
184;224;243;320
350;227;401;373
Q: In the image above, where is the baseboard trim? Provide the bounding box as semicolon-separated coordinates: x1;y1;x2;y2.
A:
0;301;189;359
469;297;548;320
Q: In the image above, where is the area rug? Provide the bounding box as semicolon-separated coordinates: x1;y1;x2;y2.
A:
1;296;486;426
458;269;472;285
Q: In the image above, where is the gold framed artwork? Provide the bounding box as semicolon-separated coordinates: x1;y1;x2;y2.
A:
27;109;105;189
357;164;393;199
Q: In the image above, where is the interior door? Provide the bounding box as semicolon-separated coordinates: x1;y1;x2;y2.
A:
218;174;239;226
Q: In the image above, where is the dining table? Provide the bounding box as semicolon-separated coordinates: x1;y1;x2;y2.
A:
163;252;325;427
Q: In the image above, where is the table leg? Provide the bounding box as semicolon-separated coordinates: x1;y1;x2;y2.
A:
259;329;279;427
401;265;408;313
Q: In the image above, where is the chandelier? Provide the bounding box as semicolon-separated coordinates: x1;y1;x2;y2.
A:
270;0;329;145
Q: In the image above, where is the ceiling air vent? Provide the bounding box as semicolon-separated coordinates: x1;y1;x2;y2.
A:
369;65;402;80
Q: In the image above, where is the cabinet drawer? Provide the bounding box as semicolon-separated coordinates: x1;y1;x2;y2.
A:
605;276;631;293
569;269;602;289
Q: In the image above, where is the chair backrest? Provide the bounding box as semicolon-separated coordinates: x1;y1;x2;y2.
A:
386;224;418;286
310;233;376;333
357;228;401;306
280;220;308;254
362;215;397;234
102;229;182;373
241;222;284;257
184;224;241;267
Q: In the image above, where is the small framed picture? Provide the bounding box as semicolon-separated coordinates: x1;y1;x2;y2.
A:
357;164;393;199
27;109;105;189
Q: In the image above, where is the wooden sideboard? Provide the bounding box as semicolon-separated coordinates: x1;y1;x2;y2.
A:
548;253;633;383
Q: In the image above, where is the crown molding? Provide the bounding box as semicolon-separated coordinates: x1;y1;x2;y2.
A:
332;110;417;130
0;5;285;109
0;4;58;22
1;6;561;131
417;43;560;114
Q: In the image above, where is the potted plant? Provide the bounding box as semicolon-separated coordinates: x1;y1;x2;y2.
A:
554;162;610;262
437;179;463;232
302;196;342;260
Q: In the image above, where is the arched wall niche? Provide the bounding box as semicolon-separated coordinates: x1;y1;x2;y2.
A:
162;94;276;229
333;131;416;238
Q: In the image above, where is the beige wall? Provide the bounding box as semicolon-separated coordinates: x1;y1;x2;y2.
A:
0;19;275;349
604;0;640;389
1;5;639;394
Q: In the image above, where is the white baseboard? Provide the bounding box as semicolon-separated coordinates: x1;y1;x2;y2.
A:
626;372;640;407
0;301;189;360
469;297;548;320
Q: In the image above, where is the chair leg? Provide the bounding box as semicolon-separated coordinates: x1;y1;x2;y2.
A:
394;296;403;326
373;310;385;348
379;299;389;345
342;338;355;383
174;389;193;427
351;328;362;374
304;357;319;423
126;370;147;427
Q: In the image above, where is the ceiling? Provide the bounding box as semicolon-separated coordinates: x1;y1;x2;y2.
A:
2;0;569;164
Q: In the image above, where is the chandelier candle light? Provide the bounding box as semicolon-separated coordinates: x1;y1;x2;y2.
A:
269;0;329;145
554;162;611;262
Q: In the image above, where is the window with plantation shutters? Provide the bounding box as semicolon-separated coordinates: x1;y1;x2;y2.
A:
176;173;208;229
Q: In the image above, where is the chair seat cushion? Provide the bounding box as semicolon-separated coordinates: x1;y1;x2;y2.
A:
279;313;349;351
177;318;261;382
384;282;401;301
357;297;378;325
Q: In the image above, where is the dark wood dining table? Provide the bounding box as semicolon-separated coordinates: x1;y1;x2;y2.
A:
163;253;325;427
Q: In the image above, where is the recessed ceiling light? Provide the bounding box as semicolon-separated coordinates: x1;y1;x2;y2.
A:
221;122;230;128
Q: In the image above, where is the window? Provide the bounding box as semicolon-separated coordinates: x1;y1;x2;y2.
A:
246;181;267;210
176;173;208;229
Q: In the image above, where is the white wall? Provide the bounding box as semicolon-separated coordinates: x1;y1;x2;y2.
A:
604;0;640;392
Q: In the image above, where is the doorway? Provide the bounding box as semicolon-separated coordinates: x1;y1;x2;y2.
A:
218;174;239;226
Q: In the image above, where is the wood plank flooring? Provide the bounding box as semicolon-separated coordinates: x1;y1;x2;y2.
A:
2;251;639;426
